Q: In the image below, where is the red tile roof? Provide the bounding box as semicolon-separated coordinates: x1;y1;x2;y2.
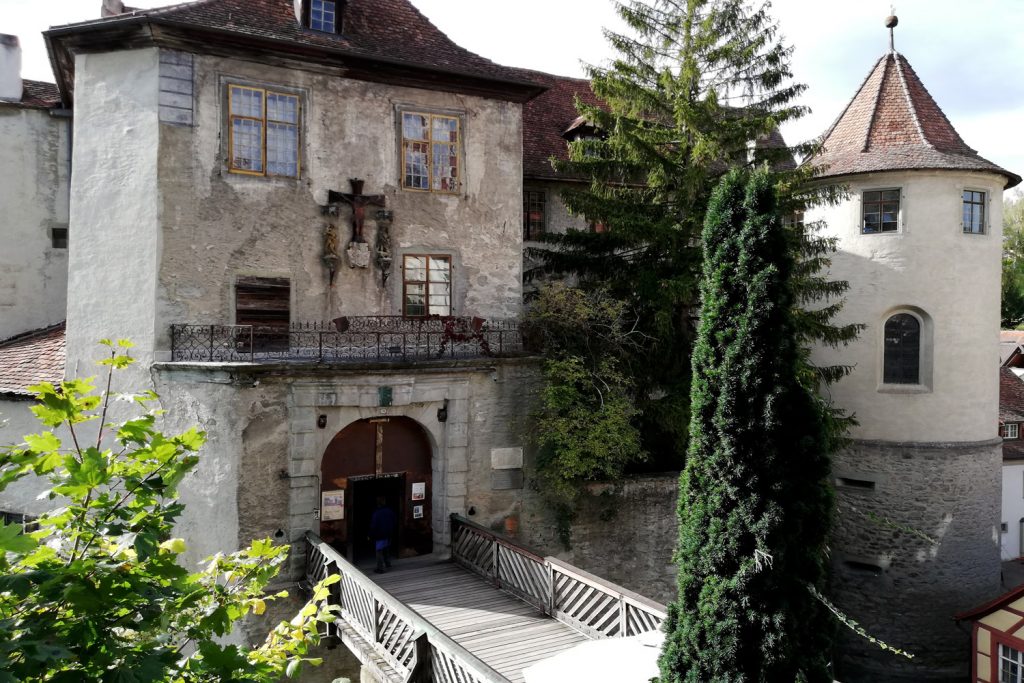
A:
0;323;66;398
50;0;539;91
518;70;604;181
2;80;61;109
809;52;1020;189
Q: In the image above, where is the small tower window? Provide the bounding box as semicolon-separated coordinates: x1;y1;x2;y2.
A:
883;313;921;384
862;189;900;234
963;190;986;234
310;0;337;33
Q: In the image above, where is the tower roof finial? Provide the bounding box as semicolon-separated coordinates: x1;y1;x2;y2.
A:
885;10;899;53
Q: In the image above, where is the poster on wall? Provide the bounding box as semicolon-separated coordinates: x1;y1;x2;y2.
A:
413;505;424;519
321;490;345;521
411;482;426;501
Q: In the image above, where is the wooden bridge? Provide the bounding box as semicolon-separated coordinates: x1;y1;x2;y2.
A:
305;515;668;683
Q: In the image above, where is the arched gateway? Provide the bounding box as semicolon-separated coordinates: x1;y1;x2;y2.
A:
318;417;433;564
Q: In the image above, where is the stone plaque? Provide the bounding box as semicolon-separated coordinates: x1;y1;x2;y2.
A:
491;447;524;470
346;241;371;269
491;468;524;491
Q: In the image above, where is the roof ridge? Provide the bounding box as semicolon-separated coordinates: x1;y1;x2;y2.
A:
891;53;931;150
895;53;976;155
818;53;887;152
861;55;890;152
0;321;66;348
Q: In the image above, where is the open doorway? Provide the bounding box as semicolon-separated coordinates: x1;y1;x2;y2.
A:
319;417;433;564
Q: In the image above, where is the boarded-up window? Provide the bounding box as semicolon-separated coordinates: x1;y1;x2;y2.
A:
236;276;290;351
236;276;290;329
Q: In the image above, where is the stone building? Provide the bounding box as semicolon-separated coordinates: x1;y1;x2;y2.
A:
806;29;1021;682
0;35;69;343
29;0;559;574
2;3;1022;681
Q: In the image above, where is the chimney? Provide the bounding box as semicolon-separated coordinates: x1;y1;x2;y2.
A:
101;0;125;17
0;34;22;103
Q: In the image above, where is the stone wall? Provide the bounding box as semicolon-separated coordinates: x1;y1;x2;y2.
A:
152;358;541;575
831;438;1002;683
154;50;525;361
0;101;69;340
517;474;680;606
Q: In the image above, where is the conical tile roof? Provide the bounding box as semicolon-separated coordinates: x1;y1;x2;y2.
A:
810;52;1020;188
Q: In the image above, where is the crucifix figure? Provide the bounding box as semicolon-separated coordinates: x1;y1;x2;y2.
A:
327;178;386;244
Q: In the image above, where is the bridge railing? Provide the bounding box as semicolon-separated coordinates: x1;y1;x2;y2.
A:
306;532;510;683
450;514;667;639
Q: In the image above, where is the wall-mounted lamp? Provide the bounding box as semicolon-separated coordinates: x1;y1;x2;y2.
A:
437;398;449;423
317;414;327;429
376;209;394;222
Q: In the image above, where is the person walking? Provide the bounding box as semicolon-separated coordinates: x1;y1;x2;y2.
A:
369;496;396;574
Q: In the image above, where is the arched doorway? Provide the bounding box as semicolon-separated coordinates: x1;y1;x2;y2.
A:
319;417;433;564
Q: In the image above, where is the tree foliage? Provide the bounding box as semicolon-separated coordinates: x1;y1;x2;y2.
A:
1002;191;1024;328
524;285;645;543
0;341;338;682
659;168;833;681
530;0;814;462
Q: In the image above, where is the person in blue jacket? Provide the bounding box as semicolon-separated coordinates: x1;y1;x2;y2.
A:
368;496;396;573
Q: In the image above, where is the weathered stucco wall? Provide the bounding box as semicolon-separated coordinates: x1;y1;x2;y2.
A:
808;171;1004;443
0;398;63;517
1002;461;1024;560
155;51;524;359
831;439;1002;683
0;103;69;340
152;358;540;575
65;48;161;384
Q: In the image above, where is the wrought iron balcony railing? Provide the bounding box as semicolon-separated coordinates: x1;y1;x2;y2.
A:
169;317;523;364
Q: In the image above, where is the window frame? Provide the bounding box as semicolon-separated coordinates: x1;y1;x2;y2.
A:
398;109;463;195
309;0;338;33
1005;423;1020;440
861;188;902;235
401;254;453;318
877;308;932;393
1000;641;1024;683
226;83;303;179
523;188;547;241
962;188;987;235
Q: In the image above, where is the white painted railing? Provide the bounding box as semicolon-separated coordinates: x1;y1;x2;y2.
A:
449;515;667;639
306;532;510;683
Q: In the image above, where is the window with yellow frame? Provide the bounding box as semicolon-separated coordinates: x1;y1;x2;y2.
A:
401;112;460;193
228;85;300;178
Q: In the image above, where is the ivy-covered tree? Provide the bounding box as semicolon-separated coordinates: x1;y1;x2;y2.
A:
533;0;810;462
524;284;645;545
659;168;833;681
0;341;338;682
1002;191;1024;328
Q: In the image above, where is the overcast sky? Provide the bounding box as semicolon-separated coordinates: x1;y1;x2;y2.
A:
3;0;1022;192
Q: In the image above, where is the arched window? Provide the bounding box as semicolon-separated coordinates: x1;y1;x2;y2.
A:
883;314;921;384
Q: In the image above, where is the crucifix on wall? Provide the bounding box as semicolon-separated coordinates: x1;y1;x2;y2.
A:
327;178;386;244
320;178;387;273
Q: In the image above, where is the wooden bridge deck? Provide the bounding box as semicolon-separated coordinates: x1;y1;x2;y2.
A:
371;561;589;683
305;516;668;683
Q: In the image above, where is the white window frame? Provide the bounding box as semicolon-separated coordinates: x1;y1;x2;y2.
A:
1001;643;1024;683
1006;423;1020;440
861;188;902;235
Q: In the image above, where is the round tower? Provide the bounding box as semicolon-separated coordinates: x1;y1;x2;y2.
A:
806;20;1021;683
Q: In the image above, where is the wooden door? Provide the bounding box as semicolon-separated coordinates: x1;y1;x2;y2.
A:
319;417;433;561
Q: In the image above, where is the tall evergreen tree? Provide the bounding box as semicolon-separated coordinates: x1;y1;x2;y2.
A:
659;167;833;681
533;0;810;460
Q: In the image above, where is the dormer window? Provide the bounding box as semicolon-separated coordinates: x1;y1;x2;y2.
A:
310;0;337;33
